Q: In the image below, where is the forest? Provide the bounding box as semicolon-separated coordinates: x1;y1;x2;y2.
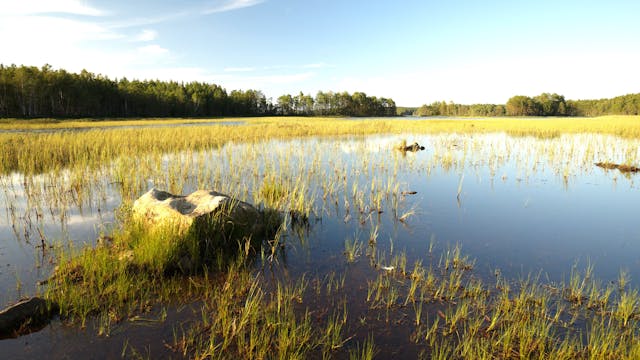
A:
0;64;396;118
2;64;638;119
417;92;640;117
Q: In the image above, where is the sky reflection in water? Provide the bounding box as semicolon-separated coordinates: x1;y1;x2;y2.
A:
1;133;639;309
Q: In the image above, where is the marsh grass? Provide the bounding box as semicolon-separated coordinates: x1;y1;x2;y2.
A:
344;232;363;263
45;201;279;327
360;246;640;359
3;115;640;175
171;267;354;359
3;116;640;358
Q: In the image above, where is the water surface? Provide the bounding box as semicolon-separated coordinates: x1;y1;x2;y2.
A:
1;132;639;357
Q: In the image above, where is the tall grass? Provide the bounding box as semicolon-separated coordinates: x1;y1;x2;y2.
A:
45;201;279;326
3;116;640;357
362;246;640;359
3;115;640;175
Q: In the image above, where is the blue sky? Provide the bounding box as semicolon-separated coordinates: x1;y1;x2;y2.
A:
1;0;639;106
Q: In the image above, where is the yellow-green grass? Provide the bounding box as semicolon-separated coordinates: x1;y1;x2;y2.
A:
4;115;640;357
2;115;640;134
364;246;640;360
2;115;640;175
0;117;238;130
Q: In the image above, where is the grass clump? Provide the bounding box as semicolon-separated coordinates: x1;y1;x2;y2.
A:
172;270;351;360
344;233;363;263
45;203;280;327
363;247;640;359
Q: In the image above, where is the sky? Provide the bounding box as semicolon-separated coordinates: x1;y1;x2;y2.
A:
1;0;639;106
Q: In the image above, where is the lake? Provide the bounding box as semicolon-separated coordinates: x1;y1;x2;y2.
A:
2;131;639;357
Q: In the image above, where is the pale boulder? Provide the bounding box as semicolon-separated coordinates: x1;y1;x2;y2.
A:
132;188;266;239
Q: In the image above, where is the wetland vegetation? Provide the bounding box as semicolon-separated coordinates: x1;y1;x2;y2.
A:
1;116;640;358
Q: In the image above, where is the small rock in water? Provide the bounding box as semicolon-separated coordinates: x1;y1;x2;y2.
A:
0;297;58;339
396;141;425;152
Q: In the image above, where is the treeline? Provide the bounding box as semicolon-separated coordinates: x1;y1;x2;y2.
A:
417;93;640;117
0;64;396;118
571;93;640;117
505;93;574;116
396;106;418;116
276;91;395;116
416;101;506;117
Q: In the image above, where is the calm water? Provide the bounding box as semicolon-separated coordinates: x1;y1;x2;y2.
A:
1;132;639;357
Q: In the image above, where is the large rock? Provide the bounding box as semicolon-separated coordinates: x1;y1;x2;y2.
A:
132;188;266;240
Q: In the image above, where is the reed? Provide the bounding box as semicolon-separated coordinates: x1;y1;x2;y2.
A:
344;232;363;263
4;116;640;358
3;115;640;175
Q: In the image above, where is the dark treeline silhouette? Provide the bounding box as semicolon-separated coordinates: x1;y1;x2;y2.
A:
0;64;396;118
417;93;640;117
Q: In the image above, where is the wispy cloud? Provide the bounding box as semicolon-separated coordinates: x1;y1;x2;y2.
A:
1;0;107;16
0;0;176;77
133;29;158;42
202;0;265;14
0;0;314;99
105;11;191;30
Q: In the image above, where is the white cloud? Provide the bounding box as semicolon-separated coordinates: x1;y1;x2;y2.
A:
138;44;169;56
0;14;124;70
1;0;106;16
202;0;265;14
133;29;157;42
106;12;189;29
0;0;274;90
0;2;178;80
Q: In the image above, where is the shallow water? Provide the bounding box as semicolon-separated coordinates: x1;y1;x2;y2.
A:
1;132;640;356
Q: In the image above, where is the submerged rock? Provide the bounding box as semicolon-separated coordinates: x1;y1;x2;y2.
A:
0;297;57;338
595;162;640;173
396;141;425;152
132;188;267;249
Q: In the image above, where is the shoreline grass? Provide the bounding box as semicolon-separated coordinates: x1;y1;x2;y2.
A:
2;116;640;357
42;200;640;359
2;115;640;175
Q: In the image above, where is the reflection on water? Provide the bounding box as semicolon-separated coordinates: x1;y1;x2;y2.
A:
1;132;640;355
